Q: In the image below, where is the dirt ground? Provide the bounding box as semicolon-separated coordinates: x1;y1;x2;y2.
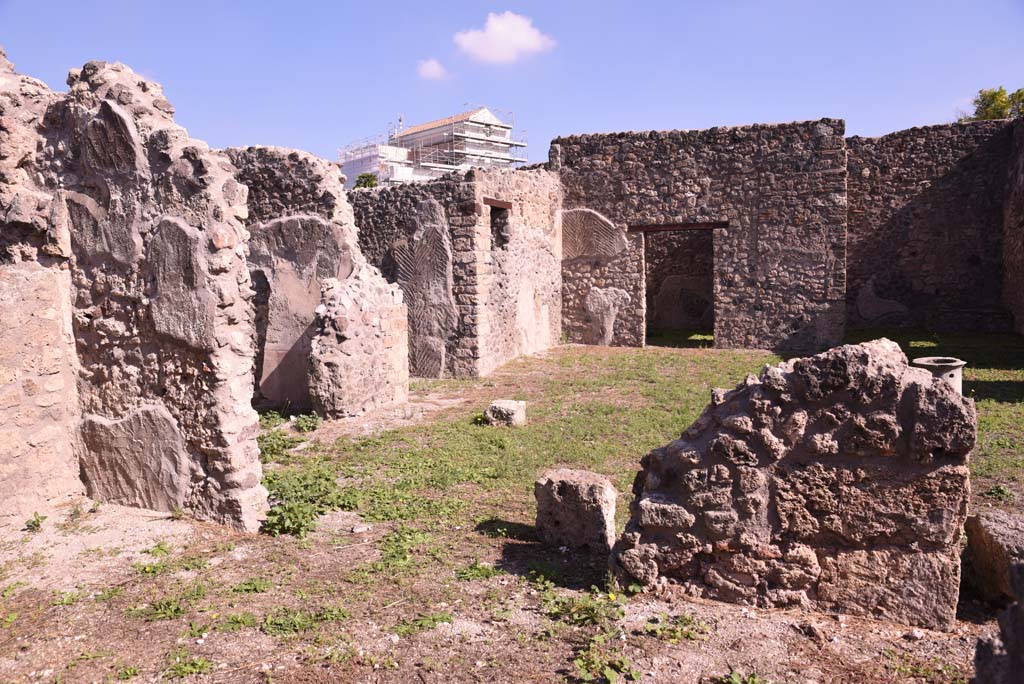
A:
0;339;1015;684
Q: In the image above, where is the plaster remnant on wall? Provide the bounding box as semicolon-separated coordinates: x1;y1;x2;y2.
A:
583;287;631;345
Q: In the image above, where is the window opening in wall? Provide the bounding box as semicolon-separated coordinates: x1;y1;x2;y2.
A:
489;204;511;250
632;221;726;348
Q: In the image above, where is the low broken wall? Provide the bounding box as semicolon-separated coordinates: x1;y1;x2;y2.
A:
350;169;561;377
553;119;848;354
612;339;975;631
847;121;1013;331
1004;119;1024;335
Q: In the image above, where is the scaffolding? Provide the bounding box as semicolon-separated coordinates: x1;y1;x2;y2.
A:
339;107;528;187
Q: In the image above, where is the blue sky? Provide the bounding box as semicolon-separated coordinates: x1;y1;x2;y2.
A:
2;1;1023;164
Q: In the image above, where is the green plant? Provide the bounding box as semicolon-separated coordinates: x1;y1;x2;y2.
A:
219;612;258;632
52;591;83;606
146;541;171;557
261;605;349;636
543;588;625;627
257;429;305;463
981;484;1015;502
116;665;139;680
294;413;322;433
259;410;287;430
642;612;709;643
354;173;378;189
456;559;503;581
164;648;211;679
96;586;123;602
232;577;272;594
717;671;769;684
169;507;185;521
262;501;320;538
184;621;212;637
393;611;452;636
24;512;46;533
573;632;639;683
2;612;17;629
129;597;185;621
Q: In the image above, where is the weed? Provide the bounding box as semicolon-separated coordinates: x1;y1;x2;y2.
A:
52;591;83;606
116;665;139;680
169;507;185;521
642;613;709;643
258;429;304;463
294;414;322;433
572;631;639;683
219;612;258;632
456;559;503;581
184;621;212;637
96;586;123;602
262;460;355;537
164;648;212;679
717;672;769;684
24;512;46;533
543;587;626;627
232;577;272;594
128;597;185;621
393;612;452;636
981;484;1015;502
1;612;16;629
146;541;171;557
259;410;287;430
261;605;349;636
262;501;320;538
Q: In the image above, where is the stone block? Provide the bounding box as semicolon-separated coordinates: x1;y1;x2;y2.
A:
485;399;526;427
966;510;1024;604
535;468;616;553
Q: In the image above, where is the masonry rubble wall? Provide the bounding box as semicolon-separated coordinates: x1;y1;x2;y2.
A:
645;230;714;331
0;50;267;530
226;146;406;416
349;168;561;377
0;50;85;521
846;121;1014;331
611;339;975;631
552;119;848;354
1004;119;1024;335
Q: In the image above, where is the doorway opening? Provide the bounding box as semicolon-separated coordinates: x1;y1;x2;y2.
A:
634;222;725;348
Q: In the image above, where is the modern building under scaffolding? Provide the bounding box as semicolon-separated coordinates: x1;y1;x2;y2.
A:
339;107;528;188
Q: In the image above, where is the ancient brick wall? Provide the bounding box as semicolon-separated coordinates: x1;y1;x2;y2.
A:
473;169;562;376
349;169;561;377
644;230;714;331
553;119;848;354
1004;119;1024;335
847;121;1013;331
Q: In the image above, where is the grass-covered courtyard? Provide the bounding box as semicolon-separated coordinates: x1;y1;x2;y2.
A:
1;332;1020;683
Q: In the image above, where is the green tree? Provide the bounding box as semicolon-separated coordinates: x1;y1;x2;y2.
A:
354;173;378;188
960;86;1024;121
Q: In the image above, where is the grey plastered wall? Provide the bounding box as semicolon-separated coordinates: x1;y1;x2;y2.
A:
552;119;848;353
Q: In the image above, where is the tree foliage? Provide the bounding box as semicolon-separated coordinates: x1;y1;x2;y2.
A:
960;86;1024;121
354;172;378;188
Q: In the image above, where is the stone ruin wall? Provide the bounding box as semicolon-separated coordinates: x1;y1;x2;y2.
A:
226;146;407;416
846;121;1013;331
1004;119;1024;335
0;54;267;529
552;119;848;354
349;169;561;377
473;169;562;376
0;51;84;518
645;230;714;332
612;339;976;631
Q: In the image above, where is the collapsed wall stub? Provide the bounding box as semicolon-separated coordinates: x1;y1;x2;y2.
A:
847;121;1014;331
558;207;639;346
0;52;267;529
552;120;848;354
226;146;408;417
350;168;561;377
611;339;975;631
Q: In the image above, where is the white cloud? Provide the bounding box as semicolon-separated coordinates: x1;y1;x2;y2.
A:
453;11;555;64
417;58;449;80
